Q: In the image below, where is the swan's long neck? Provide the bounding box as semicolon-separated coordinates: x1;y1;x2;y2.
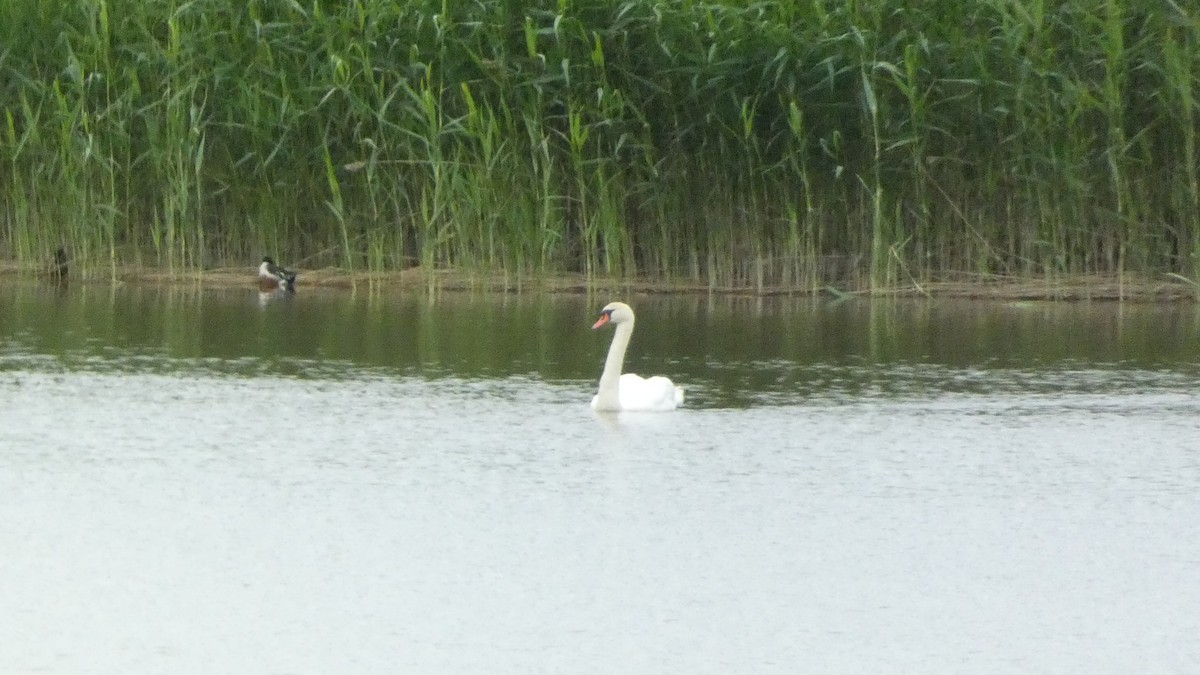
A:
596;318;634;409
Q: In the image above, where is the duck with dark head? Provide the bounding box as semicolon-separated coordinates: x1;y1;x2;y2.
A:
258;256;297;292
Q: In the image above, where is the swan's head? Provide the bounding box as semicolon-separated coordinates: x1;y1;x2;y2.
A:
592;301;634;329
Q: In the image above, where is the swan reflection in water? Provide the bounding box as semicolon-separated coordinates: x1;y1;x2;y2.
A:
590;301;684;412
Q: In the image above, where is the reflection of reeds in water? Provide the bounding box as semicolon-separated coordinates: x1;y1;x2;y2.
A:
1;0;1198;293
50;247;69;282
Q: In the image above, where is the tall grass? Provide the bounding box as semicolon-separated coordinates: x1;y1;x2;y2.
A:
1;0;1198;290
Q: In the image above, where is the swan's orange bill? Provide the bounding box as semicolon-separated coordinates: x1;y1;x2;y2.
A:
592;314;611;329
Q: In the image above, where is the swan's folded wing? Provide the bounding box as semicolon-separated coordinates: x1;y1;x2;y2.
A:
618;373;682;411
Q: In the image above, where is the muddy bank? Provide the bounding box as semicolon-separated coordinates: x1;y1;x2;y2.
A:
2;262;1197;301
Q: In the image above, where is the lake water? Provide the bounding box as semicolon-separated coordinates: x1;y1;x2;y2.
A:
1;282;1199;674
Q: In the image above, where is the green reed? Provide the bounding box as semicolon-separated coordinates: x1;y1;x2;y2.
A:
1;0;1198;290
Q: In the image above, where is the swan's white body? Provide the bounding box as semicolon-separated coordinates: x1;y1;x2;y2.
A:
591;302;684;412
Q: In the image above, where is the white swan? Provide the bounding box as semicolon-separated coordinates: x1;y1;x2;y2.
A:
591;302;684;411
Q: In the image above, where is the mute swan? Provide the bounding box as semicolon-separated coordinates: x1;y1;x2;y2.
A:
258;256;298;292
591;302;684;411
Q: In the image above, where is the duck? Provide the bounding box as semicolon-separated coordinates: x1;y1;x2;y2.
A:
258;256;298;292
591;301;684;411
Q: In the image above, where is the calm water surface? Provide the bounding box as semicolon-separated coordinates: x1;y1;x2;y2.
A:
1;283;1199;674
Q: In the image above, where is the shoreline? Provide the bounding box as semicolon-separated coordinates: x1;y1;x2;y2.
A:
2;262;1198;302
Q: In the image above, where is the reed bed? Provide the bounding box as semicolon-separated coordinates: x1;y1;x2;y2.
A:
2;0;1198;293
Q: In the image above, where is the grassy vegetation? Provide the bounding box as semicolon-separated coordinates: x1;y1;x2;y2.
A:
2;0;1199;292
